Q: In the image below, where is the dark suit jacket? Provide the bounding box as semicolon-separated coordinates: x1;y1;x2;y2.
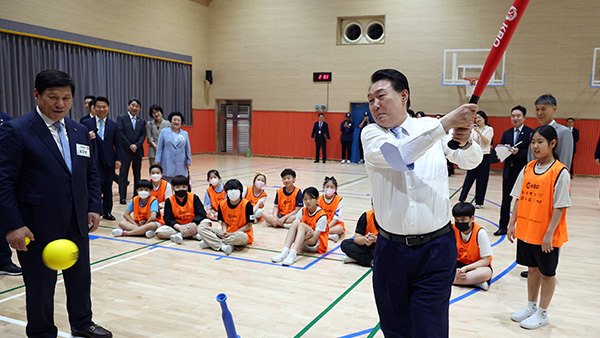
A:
500;125;534;179
79;114;93;124
0;111;101;241
0;111;12;125
82;117;121;169
311;121;330;141
117;113;146;157
571;127;579;154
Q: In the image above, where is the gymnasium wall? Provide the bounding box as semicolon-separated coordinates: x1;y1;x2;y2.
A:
206;0;600;119
0;0;210;109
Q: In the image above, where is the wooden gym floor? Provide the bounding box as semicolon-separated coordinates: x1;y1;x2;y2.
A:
1;154;599;337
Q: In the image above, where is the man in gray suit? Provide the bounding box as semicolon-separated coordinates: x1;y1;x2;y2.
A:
117;98;146;204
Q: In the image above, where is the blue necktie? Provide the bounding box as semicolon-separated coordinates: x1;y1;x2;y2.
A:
391;126;415;170
98;119;104;139
53;121;72;173
132;117;136;130
514;129;519;145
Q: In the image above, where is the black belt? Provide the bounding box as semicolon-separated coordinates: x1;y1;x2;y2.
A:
379;222;452;247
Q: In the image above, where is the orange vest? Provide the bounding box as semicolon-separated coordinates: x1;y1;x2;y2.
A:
301;207;328;254
516;160;569;247
133;196;164;224
219;198;253;244
244;186;267;208
365;210;379;236
317;194;345;230
207;185;226;210
168;192;196;224
276;186;300;216
151;179;169;203
453;222;492;266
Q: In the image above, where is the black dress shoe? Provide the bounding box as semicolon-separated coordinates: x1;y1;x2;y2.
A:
313;160;319;163
0;262;22;276
103;213;116;221
494;228;507;236
521;271;528;278
72;324;112;338
119;199;127;205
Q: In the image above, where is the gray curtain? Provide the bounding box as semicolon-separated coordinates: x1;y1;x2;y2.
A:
0;32;192;123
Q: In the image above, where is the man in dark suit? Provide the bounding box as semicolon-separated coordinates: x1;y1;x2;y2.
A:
566;117;579;177
0;70;112;337
495;105;533;236
82;97;122;221
79;95;96;123
117;98;146;204
0;109;23;276
311;112;330;163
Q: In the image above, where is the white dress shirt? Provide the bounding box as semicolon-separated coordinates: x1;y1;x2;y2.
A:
37;107;68;157
362;117;483;235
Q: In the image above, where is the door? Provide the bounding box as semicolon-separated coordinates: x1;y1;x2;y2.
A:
217;100;252;156
350;102;373;163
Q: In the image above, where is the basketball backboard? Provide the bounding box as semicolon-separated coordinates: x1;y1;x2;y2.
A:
591;48;600;87
442;49;505;87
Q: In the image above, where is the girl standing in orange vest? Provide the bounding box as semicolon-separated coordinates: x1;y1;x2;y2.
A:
271;187;328;266
507;125;571;330
317;176;345;242
450;202;493;291
203;169;226;221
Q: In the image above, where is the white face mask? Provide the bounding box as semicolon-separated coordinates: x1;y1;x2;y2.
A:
210;178;220;186
150;174;162;182
227;189;241;201
324;188;335;198
138;191;150;199
254;181;265;189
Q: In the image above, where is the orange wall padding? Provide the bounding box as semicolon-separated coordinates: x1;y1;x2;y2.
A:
487;116;598;176
183;109;599;176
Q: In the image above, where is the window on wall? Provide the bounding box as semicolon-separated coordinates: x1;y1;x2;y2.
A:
338;16;385;45
0;31;192;123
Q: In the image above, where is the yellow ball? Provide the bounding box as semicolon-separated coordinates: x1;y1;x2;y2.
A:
42;239;79;271
24;237;30;246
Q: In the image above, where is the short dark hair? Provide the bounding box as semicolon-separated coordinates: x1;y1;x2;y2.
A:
407;109;415;117
128;97;141;106
511;105;527;116
149;164;163;173
224;179;243;192
416;111;426;118
318;113;324;117
535;94;557;107
137;179;153;190
171;175;189;187
93;96;109;106
168;111;184;123
149;104;163;118
476;110;488;125
371;69;411;109
452;202;475;218
323;176;338;189
303;187;319;200
207;169;221;180
566;117;574;122
84;95;95;101
35;70;75;96
280;168;296;178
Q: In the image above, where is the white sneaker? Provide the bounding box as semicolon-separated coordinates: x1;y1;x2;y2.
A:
358;159;364;164
475;204;483;209
192;233;203;241
282;253;298;266
170;233;183;244
511;305;537;322
329;233;340;242
341;160;346;164
198;240;209;249
342;255;356;264
475;281;489;291
271;252;287;263
145;230;155;238
283;223;292;229
221;244;233;255
112;229;124;237
520;310;548;329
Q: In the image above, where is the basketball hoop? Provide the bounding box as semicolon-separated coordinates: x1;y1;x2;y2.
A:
464;77;479;98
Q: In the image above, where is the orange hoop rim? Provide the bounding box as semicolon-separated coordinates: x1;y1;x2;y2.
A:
463;77;479;85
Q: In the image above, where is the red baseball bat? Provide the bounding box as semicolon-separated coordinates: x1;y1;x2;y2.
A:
448;0;530;149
